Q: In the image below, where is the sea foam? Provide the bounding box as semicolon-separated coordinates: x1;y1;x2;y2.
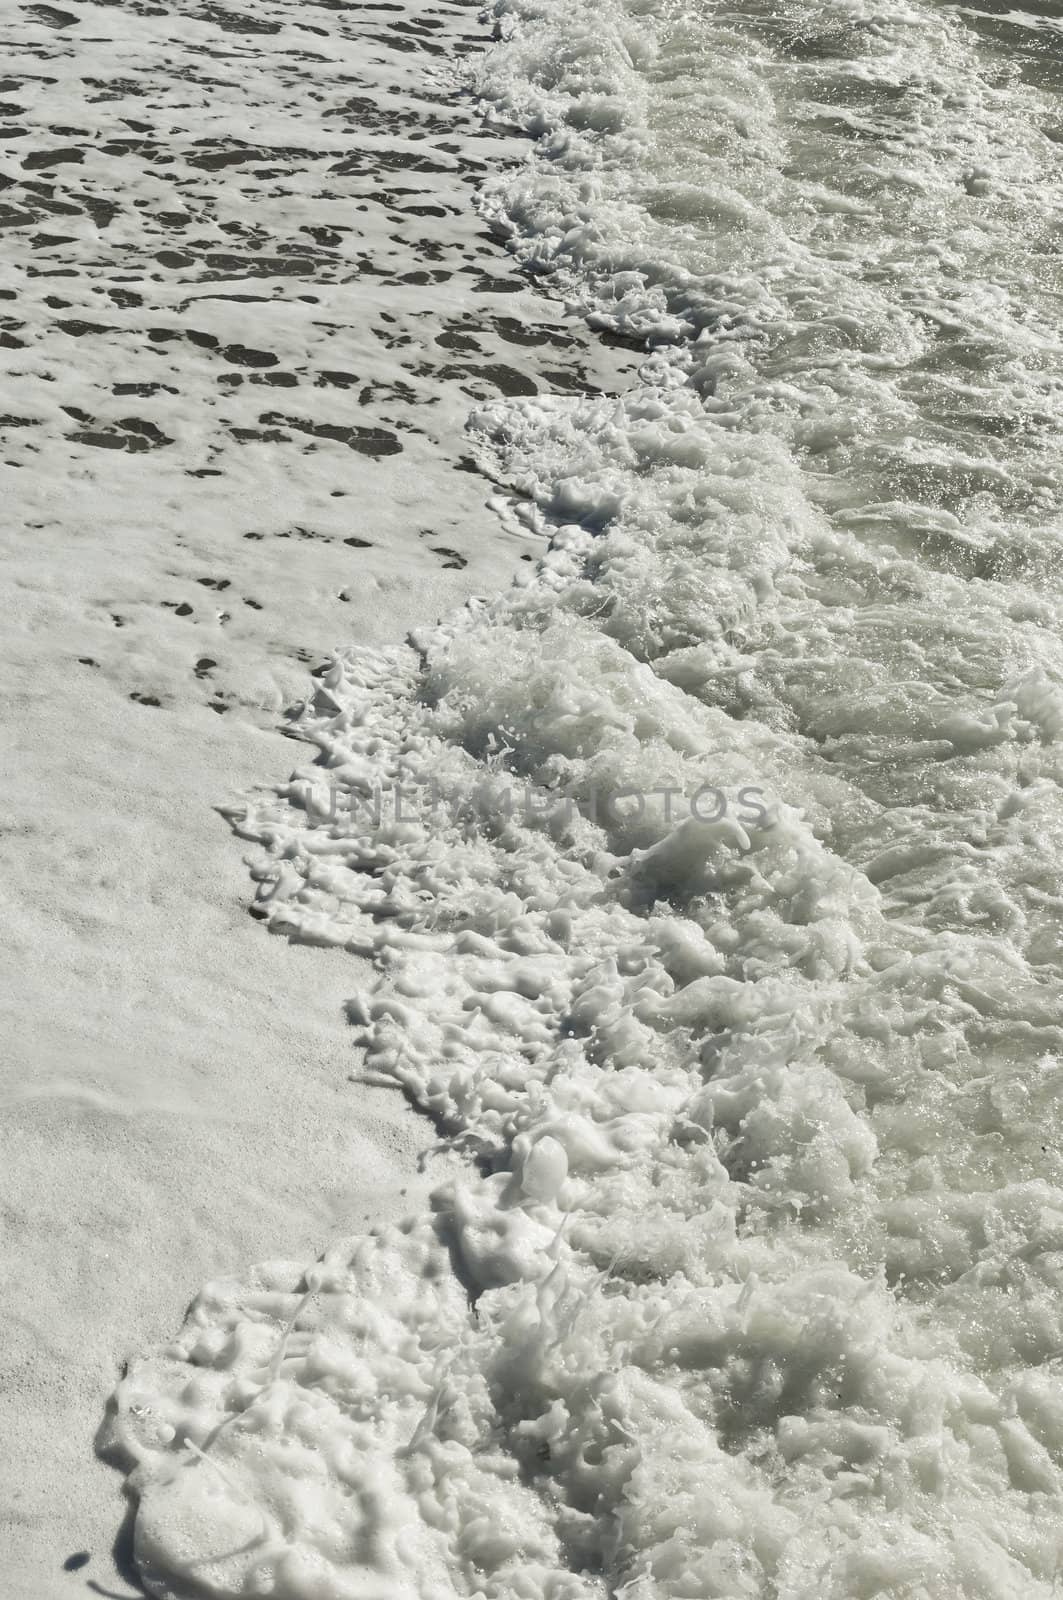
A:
108;0;1063;1594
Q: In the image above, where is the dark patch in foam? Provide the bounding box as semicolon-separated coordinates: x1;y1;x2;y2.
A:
221;344;278;368
230;426;291;444
24;3;79;25
22;147;84;169
67;414;173;451
258;412;402;456
194;4;282;33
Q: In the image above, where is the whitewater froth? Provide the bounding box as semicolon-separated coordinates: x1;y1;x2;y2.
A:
107;0;1063;1595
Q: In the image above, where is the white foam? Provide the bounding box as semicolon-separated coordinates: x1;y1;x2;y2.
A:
108;0;1063;1594
0;0;632;1589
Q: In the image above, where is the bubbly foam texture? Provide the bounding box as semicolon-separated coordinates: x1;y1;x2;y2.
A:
109;0;1063;1594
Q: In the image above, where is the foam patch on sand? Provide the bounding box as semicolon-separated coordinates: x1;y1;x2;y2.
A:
1;0;643;1584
